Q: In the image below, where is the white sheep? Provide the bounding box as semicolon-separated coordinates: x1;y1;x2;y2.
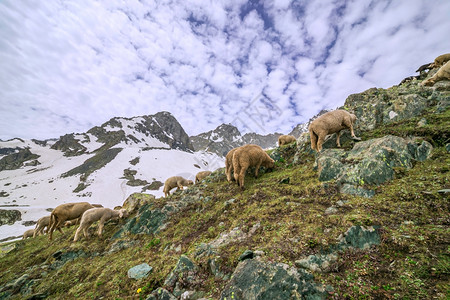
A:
73;208;128;242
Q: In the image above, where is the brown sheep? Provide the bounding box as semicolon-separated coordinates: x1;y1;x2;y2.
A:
22;229;35;239
73;208;128;242
278;135;296;146
195;171;212;184
232;144;275;190
163;176;193;197
309;109;361;152
421;60;450;86
48;202;103;240
33;215;63;237
225;147;240;182
430;53;450;68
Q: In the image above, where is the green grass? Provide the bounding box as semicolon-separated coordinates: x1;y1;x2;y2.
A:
0;109;449;299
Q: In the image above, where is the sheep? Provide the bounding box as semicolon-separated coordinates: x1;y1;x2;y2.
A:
163;176;193;197
73;208;128;242
47;202;103;240
232;144;275;190
430;53;450;68
195;170;212;184
225;147;239;182
421;60;450;86
309;109;361;152
278;135;296;147
22;229;35;239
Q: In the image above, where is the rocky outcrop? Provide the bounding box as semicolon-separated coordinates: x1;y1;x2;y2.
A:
190;124;244;157
316;135;433;197
220;259;329;300
50;134;87;156
0;209;21;225
344;79;449;132
0;148;40;171
190;123;281;157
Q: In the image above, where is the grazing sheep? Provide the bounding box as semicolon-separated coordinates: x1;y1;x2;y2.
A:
309;109;361;152
22;229;35;239
73;208;128;242
232;144;275;190
225;147;240;182
48;202;103;240
163;176;193;197
278;135;296;146
195;171;212;184
421;60;450;86
431;53;450;68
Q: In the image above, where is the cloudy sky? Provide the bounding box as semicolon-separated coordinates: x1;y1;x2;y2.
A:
0;0;449;140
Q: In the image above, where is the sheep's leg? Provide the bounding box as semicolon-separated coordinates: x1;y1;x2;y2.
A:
83;227;89;239
74;227;82;242
317;133;326;152
309;130;318;151
336;131;341;147
98;221;105;237
254;162;262;178
239;166;247;189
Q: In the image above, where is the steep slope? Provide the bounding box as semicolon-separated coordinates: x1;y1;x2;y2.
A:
0;62;449;299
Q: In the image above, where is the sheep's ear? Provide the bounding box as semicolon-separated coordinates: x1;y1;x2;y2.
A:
119;211;123;218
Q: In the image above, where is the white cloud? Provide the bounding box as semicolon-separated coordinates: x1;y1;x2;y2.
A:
0;0;449;140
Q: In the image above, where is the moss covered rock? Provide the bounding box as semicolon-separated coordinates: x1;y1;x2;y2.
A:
317;135;433;197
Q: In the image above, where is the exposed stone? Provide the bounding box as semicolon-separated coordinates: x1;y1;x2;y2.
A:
220;260;327;300
0;148;40;171
128;263;153;279
146;288;177;300
122;193;156;213
296;226;381;273
0;209;21;226
238;250;254;261
316;135;433;197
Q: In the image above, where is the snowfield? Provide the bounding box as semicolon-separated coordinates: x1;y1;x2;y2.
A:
0;138;223;241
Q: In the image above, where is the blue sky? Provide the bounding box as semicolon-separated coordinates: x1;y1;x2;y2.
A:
0;0;449;140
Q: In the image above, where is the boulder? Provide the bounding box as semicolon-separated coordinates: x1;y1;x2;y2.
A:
122;193;156;213
128;263;152;280
0;209;21;226
220;259;327;299
316;135;433;197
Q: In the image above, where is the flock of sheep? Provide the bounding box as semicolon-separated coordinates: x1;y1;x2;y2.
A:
21;53;449;243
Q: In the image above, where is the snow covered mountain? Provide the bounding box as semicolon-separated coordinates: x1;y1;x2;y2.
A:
0;112;223;241
190;123;282;157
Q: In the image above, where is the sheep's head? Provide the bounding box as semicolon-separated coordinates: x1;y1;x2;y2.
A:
350;113;357;123
264;158;275;170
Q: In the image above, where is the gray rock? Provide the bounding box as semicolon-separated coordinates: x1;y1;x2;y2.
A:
164;255;198;289
0;209;21;226
128;263;153;279
316;135;433;197
446;143;450;153
324;206;338;215
238;250;254;261
296;226;381;273
220;259;327;300
417;118;427;127
146;288;177;300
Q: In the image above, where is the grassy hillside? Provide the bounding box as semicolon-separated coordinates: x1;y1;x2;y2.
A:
0;108;449;299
